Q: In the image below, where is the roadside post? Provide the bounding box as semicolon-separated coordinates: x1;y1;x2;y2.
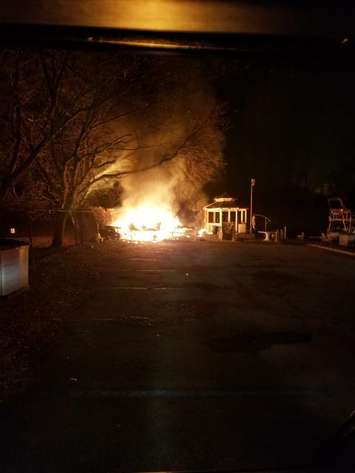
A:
249;178;256;233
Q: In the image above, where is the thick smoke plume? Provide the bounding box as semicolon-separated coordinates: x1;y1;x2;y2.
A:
115;59;226;227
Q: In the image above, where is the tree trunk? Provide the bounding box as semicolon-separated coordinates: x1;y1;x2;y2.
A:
51;211;69;247
72;212;83;245
0;179;10;203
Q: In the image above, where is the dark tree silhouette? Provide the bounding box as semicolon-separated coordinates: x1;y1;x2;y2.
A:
1;50;225;246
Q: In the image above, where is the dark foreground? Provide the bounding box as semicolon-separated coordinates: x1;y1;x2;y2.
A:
1;240;355;472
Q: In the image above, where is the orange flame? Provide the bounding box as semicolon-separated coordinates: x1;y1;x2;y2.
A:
112;203;184;242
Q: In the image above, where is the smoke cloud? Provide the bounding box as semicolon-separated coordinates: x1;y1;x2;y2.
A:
116;62;226;226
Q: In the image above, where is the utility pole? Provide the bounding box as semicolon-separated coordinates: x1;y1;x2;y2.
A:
249;178;255;233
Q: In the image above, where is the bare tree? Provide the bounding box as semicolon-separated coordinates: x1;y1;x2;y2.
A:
34;53;225;245
0;50;78;202
32;52;148;245
2;50;225;245
42;108;222;246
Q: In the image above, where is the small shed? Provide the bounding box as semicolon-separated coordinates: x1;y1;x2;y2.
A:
204;197;248;239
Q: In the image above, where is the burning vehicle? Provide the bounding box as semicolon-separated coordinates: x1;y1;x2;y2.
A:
110;203;189;242
99;225;121;241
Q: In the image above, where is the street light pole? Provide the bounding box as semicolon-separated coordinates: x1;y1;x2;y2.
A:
249;178;255;233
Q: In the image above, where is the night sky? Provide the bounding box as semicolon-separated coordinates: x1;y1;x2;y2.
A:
223;63;355;196
200;54;355;232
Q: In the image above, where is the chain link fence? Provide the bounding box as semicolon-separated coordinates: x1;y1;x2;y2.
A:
0;208;101;247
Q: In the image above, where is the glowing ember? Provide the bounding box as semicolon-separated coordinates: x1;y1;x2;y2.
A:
112;203;184;242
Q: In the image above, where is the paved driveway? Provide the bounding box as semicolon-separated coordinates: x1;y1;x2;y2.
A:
1;241;355;472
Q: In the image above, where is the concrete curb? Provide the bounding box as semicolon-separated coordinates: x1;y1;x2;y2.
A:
308;243;355;257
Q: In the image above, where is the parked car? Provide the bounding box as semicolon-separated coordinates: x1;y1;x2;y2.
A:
99;225;121;241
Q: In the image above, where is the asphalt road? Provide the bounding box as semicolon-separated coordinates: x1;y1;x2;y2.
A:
1;241;355;473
